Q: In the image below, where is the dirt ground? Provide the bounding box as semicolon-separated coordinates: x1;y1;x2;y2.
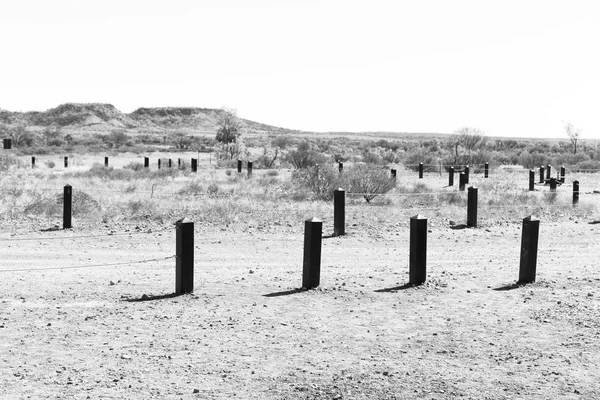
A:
1;211;599;399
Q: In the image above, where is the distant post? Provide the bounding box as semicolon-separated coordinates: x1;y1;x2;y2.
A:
333;188;345;237
175;218;194;294
105;157;109;167
560;166;566;183
539;166;545;183
448;166;454;186
409;215;427;285
191;158;197;172
391;169;397;180
338;162;343;173
546;164;551;181
518;216;540;284
302;217;323;289
573;180;579;205
158;159;161;169
549;178;557;192
168;159;172;168
247;161;253;178
459;172;466;191
31;156;35;169
529;170;535;191
464;165;470;184
484;162;489;178
237;160;242;173
418;163;423;179
3;138;11;149
467;186;478;228
144;157;149;168
64;157;68;168
63;185;72;229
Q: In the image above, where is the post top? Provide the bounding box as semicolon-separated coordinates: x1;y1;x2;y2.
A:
175;217;194;225
335;188;345;192
410;214;427;220
468;186;478;190
64;184;72;188
523;215;539;222
306;217;322;223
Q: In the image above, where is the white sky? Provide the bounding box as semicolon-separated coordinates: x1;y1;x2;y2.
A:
0;0;599;139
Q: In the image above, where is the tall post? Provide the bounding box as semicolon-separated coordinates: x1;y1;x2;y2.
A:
338;162;343;173
539;166;545;183
31;156;35;168
333;188;345;237
464;165;470;184
391;169;397;180
104;157;109;167
518;216;540;284
191;158;197;172
247;161;253;178
175;218;194;294
467;186;478;228
573;180;579;205
459;172;466;191
448;166;454;186
546;164;551;181
144;157;149;168
560;166;566;183
529;170;535;191
484;162;489;178
302;217;323;289
64;157;68;168
237;160;242;173
418;162;423;179
158;159;161;169
409;215;427;285
549;178;557;192
63;185;72;229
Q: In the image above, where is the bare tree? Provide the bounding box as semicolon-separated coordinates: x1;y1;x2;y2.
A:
215;107;243;159
563;121;581;154
446;126;486;164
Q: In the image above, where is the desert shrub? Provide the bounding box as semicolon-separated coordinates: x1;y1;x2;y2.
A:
179;181;204;195
292;164;342;201
207;182;220;195
67;164;135;181
266;169;279;177
124;161;145;172
0;155;19;171
285;141;329;169
225;169;232;176
362;150;384;165
403;148;438;171
45;160;56;168
70;190;100;215
574;159;600;171
345;163;396;203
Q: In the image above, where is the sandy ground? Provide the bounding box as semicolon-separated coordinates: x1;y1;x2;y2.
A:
1;213;599;399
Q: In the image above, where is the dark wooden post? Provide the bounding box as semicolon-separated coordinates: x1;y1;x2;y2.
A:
418;163;423;179
449;166;454;186
333;188;345;237
158;159;161;169
546;165;551;181
191;158;197;172
409;214;427;285
31;156;35;168
573;180;579;205
539;166;545;183
168;159;172;168
391;169;397;180
338;162;343;173
518;216;540;284
175;218;194;294
467;186;478;228
484;162;489;178
104;157;109;167
302;217;323;289
64;157;68;168
247;161;253;178
459;172;466;191
549;178;557;192
529;170;535;191
144;157;149;168
63;185;72;229
3;138;11;149
237;160;242;173
464;165;469;184
560;166;566;183
178;158;181;168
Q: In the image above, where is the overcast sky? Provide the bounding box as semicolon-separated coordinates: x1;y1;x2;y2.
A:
0;0;598;139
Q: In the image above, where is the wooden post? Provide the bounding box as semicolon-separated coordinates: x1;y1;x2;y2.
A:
459;172;466;191
546;165;551;181
302;217;322;289
31;156;35;168
191;158;197;172
158;159;161;169
144;157;149;168
63;185;72;229
539;166;545;183
338;162;343;173
175;218;194;294
560;166;566;183
573;180;579;205
409;215;427;285
467;186;478;228
449;166;454;186
529;170;535;191
178;158;181;168
464;165;469;184
104;157;109;167
64;156;68;168
168;159;172;168
391;169;397;180
418;162;423;179
484;162;489;178
333;188;345;237
3;138;11;149
247;161;253;178
518;216;540;284
237;160;242;173
549;178;557;192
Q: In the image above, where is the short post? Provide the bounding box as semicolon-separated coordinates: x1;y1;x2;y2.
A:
144;157;149;168
64;156;68;168
104;157;109;167
191;158;197;172
391;169;397;180
560;166;566;183
573;180;579;205
31;156;35;168
539;166;545;183
448;166;454;186
302;217;323;289
237;160;242;173
338;162;343;173
518;216;540;284
464;165;470;184
63;185;72;229
418;162;423;179
549;178;557;192
175;218;194;294
158;159;161;169
409;214;427;285
484;162;489;178
529;170;535;191
178;158;181;168
168;159;172;168
546;164;551;181
467;186;478;228
3;138;11;149
459;172;466;191
247;161;253;178
333;188;345;237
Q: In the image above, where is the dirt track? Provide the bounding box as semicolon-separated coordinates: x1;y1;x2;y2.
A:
1;217;600;399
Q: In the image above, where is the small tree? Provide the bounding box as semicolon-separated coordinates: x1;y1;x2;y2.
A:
563;121;581;155
109;130;129;148
215;107;243;159
445;126;486;166
347;163;396;203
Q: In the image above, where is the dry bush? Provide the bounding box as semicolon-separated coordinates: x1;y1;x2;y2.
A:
346;164;396;203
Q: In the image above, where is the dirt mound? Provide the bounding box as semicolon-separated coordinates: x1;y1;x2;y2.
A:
30;103;136;128
128;107;221;128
